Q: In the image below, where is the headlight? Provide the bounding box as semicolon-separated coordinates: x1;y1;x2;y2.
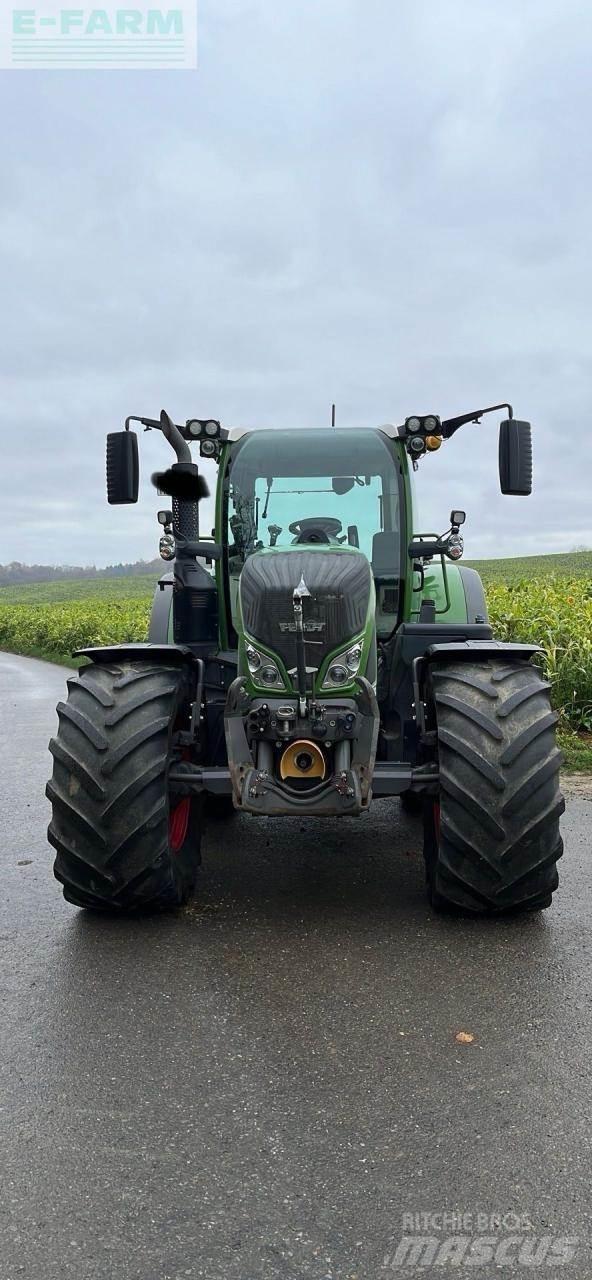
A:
326;663;348;686
322;640;364;689
245;644;262;673
244;640;285;689
406;416;421;432
260;664;282;686
159;534;175;561
424;415;439;431
446;535;464;561
345;644;362;671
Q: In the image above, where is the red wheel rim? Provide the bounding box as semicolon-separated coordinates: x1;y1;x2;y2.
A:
169;797;191;853
433;800;441;844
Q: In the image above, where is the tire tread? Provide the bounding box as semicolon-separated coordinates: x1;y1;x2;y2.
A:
426;659;564;914
47;661;201;911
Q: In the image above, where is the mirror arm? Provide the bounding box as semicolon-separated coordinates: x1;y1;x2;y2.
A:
124;412;191;463
125;414;160;431
441;402;513;439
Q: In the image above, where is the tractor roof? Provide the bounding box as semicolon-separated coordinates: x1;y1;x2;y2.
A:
224;423;404;442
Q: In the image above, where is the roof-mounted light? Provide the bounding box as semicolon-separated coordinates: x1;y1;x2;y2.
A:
200;438;218;458
186;418;221;439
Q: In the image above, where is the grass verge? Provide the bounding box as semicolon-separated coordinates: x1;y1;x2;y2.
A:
558;728;592;774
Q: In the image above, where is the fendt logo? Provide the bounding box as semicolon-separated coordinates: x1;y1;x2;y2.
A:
2;3;197;67
278;620;325;634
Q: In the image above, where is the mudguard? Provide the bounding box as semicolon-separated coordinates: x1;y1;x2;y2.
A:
425;640;541;663
74;643;200;665
415;640;543;737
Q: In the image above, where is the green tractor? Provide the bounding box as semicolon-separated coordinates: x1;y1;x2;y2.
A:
47;404;564;914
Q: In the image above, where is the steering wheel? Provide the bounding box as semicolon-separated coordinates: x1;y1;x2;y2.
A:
289;516;343;544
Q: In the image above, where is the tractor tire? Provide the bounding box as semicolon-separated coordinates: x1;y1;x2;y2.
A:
47;660;203;912
423;658;564;915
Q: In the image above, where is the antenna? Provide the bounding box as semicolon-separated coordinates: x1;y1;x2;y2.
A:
331;403;336;430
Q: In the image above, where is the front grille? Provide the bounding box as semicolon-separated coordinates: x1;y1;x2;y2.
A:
240;549;372;670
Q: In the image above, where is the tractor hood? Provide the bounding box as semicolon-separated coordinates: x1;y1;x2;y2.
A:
239;547;373;675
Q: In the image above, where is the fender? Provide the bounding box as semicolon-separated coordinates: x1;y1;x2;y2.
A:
414;640;543;737
425;640;541;663
457;565;489;624
74;643;200;666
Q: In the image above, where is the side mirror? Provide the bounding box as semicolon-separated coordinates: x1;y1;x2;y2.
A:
499;419;532;495
106;431;139;504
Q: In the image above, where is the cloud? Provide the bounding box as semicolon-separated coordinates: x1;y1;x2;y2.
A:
1;0;591;563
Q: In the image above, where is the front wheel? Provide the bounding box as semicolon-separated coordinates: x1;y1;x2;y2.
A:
423;658;564;914
47;660;203;912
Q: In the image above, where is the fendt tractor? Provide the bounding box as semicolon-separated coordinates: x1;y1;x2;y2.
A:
47;404;564;915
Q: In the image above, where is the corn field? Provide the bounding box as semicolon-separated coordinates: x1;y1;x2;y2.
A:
0;572;590;730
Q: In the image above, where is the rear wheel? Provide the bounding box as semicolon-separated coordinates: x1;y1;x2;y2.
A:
47;660;202;912
423;658;564;914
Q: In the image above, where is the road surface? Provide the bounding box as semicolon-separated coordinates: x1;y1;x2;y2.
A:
1;651;591;1279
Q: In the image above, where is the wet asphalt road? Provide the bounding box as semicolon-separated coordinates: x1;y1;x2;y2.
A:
1;651;591;1280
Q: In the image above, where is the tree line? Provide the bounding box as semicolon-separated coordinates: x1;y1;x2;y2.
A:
0;559;162;586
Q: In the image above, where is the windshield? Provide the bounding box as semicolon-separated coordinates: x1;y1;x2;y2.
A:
224;428;402;634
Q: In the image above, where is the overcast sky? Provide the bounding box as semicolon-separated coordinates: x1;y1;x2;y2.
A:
2;0;591;565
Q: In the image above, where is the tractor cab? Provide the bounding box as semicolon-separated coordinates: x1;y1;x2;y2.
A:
222;426;403;648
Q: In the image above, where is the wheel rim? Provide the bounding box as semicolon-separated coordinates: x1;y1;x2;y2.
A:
169;797;191;853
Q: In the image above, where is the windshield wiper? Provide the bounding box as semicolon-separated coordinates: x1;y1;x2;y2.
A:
262;477;273;519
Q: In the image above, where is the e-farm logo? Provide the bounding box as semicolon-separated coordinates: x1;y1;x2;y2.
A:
1;3;197;67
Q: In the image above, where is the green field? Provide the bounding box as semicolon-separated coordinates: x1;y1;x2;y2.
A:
0;576;158;667
0;552;591;769
0;574;160;606
466;549;592;583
